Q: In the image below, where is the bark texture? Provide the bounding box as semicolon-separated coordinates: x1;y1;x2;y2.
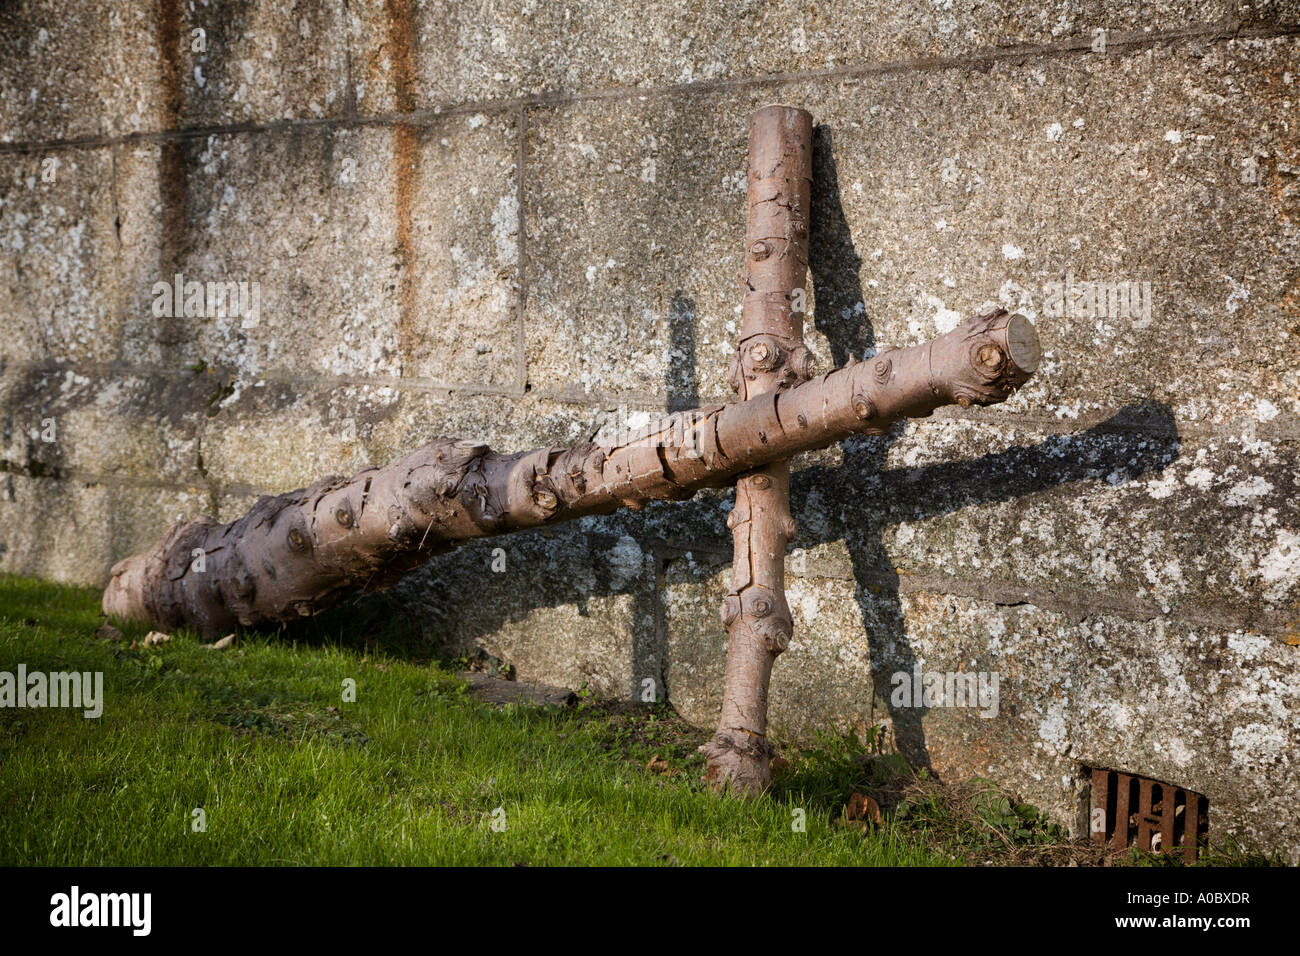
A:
701;105;812;795
103;307;1040;636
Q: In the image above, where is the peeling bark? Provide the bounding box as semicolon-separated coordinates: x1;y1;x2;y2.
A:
702;105;813;795
103;306;1040;637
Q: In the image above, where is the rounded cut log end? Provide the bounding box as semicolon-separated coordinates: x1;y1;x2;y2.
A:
1004;312;1042;375
751;103;812;125
102;553;151;624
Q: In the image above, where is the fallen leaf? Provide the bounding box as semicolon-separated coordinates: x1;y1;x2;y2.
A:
845;792;884;825
646;755;677;776
203;633;236;650
142;631;172;647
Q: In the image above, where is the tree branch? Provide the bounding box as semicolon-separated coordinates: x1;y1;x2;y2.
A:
103;307;1040;636
702;105;813;795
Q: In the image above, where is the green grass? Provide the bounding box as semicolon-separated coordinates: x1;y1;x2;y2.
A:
0;574;958;866
6;574;1267;866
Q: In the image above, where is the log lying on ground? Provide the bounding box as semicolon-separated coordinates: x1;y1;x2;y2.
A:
103;307;1041;636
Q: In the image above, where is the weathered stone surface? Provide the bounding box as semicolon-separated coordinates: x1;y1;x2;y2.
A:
154;0;350;130
0;363;206;486
395;530;658;701
0;361;653;513
402;111;521;388
523;98;741;405
109;116;519;386
663;558;1300;861
344;0;1297;111
0;474;211;584
0;1;161;142
0;149;121;366
112;128;404;376
524;39;1300;421
783;417;1300;628
195;381;601;492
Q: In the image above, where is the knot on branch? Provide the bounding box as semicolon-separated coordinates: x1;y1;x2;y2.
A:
942;308;1042;407
404;439;490;515
752;611;793;653
729;335;817;395
721;585;793;653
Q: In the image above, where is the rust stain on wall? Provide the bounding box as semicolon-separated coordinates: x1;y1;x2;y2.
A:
156;0;188;355
386;0;421;373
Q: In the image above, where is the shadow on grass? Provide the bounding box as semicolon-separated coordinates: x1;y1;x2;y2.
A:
270;591;433;661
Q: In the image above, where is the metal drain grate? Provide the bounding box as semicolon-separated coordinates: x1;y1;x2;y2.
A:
1087;767;1208;861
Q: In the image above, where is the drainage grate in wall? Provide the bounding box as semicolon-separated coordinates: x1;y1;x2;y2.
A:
1087;767;1209;861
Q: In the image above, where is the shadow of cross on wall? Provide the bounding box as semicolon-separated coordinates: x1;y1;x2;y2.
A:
798;125;1181;768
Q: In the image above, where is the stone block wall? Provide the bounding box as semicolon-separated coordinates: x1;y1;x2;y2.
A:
2;2;1297;857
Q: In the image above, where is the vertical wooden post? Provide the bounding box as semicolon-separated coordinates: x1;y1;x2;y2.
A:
702;106;814;794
